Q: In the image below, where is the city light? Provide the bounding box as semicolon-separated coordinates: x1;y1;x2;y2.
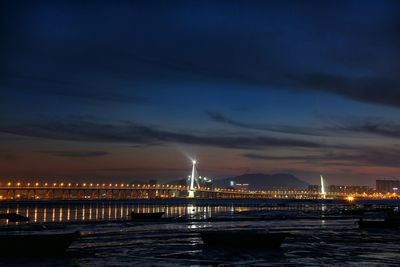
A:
0;176;398;201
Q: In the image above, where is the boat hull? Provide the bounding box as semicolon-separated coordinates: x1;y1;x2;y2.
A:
358;220;400;229
0;231;80;255
131;212;165;220
200;231;288;249
0;213;29;223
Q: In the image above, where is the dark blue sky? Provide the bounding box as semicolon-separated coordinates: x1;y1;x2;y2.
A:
1;0;400;185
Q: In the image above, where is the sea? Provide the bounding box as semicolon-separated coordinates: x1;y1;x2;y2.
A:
1;199;400;266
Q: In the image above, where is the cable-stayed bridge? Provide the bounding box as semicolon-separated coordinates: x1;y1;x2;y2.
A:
0;164;393;201
0;181;392;201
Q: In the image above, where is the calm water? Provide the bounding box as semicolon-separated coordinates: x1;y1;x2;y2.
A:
1;200;400;266
0;201;228;223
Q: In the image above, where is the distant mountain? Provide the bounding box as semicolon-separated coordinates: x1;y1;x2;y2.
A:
213;173;309;190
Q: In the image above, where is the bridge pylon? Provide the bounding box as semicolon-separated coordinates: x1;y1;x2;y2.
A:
188;160;197;198
320;175;326;199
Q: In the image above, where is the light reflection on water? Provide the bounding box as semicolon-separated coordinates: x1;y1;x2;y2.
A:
0;202;243;224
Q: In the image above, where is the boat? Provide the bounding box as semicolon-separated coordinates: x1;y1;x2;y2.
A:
358;219;400;229
358;210;400;229
200;230;289;249
342;209;367;216
343;205;394;216
0;213;29;223
131;211;165;220
0;230;80;255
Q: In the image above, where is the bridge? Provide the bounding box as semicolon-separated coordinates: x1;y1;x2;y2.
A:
0;162;396;201
0;181;340;200
0;181;396;201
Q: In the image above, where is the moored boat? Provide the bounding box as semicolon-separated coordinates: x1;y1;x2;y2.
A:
342;208;366;215
200;230;289;249
358;219;399;229
0;230;80;255
358;209;400;229
0;213;29;223
131;211;165;220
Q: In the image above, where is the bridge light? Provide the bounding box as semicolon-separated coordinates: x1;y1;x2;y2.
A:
96;184;99;187
27;183;31;186
68;183;71;186
90;183;93;187
53;183;57;186
102;184;105;187
109;184;112;187
35;182;39;186
45;183;48;186
60;183;64;186
17;182;21;186
83;183;86;187
7;182;11;186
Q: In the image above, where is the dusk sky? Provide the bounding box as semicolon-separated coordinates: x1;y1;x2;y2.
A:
1;0;400;186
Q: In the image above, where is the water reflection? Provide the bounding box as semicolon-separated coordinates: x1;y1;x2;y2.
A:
0;201;341;225
0;202;248;225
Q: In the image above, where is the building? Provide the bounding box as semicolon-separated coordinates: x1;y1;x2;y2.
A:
197;176;212;188
307;184;373;194
234;183;249;190
186;176;212;188
328;185;373;194
229;181;249;190
376;180;400;193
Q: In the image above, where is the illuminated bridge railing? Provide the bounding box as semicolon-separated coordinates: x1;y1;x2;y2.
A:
0;182;396;200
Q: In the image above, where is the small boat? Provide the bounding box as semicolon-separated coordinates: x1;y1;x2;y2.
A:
131;211;165;220
200;230;288;249
358;219;400;229
342;208;366;215
0;231;80;255
0;213;29;223
358;210;400;229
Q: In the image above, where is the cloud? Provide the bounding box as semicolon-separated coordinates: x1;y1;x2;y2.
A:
336;119;400;139
38;150;110;158
0;153;16;161
206;111;330;136
0;73;150;104
208;111;400;141
129;143;163;148
1;1;399;109
92;167;185;172
244;146;400;168
289;73;400;109
0;117;328;150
